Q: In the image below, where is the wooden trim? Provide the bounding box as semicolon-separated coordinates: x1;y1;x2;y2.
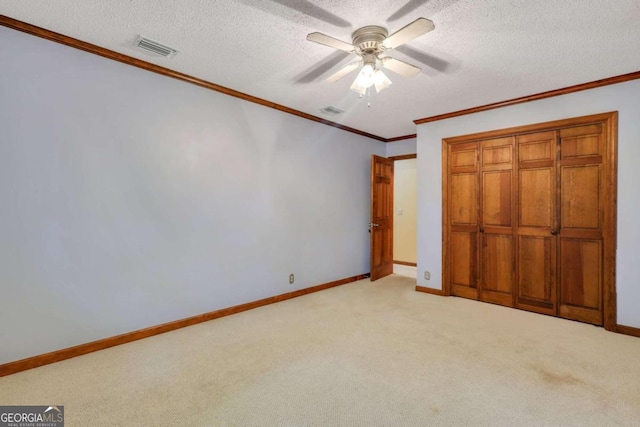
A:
0;274;368;377
415;71;640;125
393;260;417;266
385;134;417;142
389;154;417;161
0;15;385;143
616;324;640;338
415;285;447;296
603;113;618;331
441;139;451;296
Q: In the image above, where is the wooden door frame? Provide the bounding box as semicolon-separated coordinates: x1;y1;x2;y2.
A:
442;112;617;331
389;154;417;161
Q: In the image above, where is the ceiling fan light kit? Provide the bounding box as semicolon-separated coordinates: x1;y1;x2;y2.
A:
350;63;374;94
349;52;392;95
306;18;434;97
373;69;392;92
350;63;393;95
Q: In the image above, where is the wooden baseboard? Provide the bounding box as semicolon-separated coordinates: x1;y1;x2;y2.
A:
415;285;447;296
616;324;640;338
0;273;368;377
393;260;417;267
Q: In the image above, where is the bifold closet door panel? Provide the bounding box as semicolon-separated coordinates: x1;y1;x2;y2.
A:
557;124;605;325
448;142;479;299
479;137;514;307
515;131;557;315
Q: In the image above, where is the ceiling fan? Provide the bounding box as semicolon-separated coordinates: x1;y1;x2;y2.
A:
306;18;435;95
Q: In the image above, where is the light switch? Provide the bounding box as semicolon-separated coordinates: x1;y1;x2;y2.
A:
397;209;403;216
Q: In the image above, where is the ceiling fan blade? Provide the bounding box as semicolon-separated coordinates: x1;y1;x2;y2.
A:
382;18;435;50
307;32;355;52
326;61;362;83
381;57;421;77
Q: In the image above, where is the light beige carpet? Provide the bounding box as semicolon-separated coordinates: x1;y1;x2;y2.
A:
1;275;639;426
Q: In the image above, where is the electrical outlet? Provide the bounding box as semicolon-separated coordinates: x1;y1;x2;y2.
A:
289;273;295;284
424;271;431;280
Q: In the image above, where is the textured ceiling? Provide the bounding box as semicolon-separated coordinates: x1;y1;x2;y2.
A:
2;0;640;138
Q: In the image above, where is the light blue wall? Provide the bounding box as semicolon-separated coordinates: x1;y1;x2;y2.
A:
416;79;640;328
0;26;385;364
386;138;417;157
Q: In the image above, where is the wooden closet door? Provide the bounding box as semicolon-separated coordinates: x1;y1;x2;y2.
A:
515;131;557;315
443;112;616;330
448;142;479;299
557;124;605;325
479;137;515;307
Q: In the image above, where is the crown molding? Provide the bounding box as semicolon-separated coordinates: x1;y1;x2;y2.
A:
0;15;390;142
414;70;640;125
385;133;417;142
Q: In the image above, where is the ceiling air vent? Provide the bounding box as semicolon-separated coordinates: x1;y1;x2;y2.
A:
134;36;178;58
320;106;344;116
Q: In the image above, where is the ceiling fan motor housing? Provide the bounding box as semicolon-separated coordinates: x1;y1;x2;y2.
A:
352;26;388;55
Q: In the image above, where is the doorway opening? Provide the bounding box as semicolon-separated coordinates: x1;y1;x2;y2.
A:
391;154;417;279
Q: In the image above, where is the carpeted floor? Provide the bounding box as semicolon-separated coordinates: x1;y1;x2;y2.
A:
1;275;639;426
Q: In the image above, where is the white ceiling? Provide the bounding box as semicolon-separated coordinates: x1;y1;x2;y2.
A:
2;0;640;139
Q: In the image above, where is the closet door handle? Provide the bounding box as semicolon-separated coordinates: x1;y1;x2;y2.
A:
550;229;558;235
479;227;485;233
